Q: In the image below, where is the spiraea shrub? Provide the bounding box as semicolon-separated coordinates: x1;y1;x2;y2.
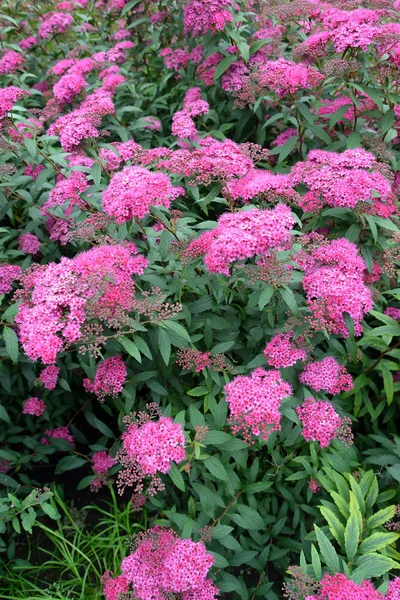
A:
1;0;400;598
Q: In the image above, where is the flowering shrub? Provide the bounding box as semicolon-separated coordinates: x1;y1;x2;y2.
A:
0;0;400;598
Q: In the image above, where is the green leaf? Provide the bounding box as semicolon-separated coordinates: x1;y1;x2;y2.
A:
314;524;340;572
231;505;265;530
319;506;345;545
3;326;19;363
311;544;322;580
212;525;234;539
158;328;171;365
278;287;298;314
55;456;86;474
0;404;10;424
344;511;359;561
21;508;36;534
41;502;59;520
352;554;400;582
204;456;229;481
121;0;141;16
244;481;273;494
382;365;394;405
23;138;37;158
187;386;209;397
214;55;237;80
259;284;274;310
84;411;114;438
367;505;396;530
359;532;400;554
160;320;191;343
118;337;142;363
12;517;21;534
168;462;185;491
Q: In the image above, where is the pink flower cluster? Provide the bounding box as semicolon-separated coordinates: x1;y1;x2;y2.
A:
264;331;307;368
53;72;87;104
296;397;353;448
38;12;74;39
160;46;203;71
99;140;141;171
0;87;29;122
43;171;88;216
122;416;185;476
183;0;232;35
226;168;296;203
300;357;353;395
83;355;127;400
41;426;75;447
0;264;21;294
158;137;254;184
0;50;24;74
190;204;295;275
40;366;60;390
92;451;116;474
385;307;400;320
102;166;184;222
103;527;218;599
15;244;147;364
302;238;373;337
254;57;324;97
224;367;293;443
18;233;40;255
22;397;46;417
290;149;397;218
306;572;384;600
172;87;209;140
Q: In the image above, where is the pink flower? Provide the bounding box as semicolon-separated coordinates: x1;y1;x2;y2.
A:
0;50;24;74
122;416;185;476
83;356;127;400
385;307;400;320
39;366;60;390
300;357;353;395
15;244;147;364
92;451;116;474
102;166;184;222
102;572;130;600
290;149;396;218
0;87;29;122
41;426;75;447
22;397;46;417
44;171;88;217
226;169;296;203
117;527;218;599
18;36;37;50
53;72;87;104
190;204;295;275
264;331;308;368
310;573;383;599
296;397;353;448
308;478;320;493
0;264;21;294
386;578;400;600
38;13;74;39
183;0;232;35
302;238;373;337
253;57;324;97
18;233;40;255
224;367;293;443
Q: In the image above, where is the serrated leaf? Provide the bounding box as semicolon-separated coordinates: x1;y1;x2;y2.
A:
231;505;265;530
359;532;400;554
160;320;191;343
366;505;396;530
118;337;142;363
214;55;237;80
259;284;274;310
158;328;171;365
3;326;19;363
168;462;185;491
314;524;340;572
352;554;400;582
41;502;59;520
55;456;86;474
344;511;359;561
204;456;229;481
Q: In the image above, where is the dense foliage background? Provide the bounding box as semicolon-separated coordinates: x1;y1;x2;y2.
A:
1;0;400;598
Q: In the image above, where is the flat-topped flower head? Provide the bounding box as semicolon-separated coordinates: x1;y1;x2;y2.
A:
224;367;293;443
296;397;353;448
83;355;127;400
300;357;353;395
102;166;184;222
22;397;46;417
